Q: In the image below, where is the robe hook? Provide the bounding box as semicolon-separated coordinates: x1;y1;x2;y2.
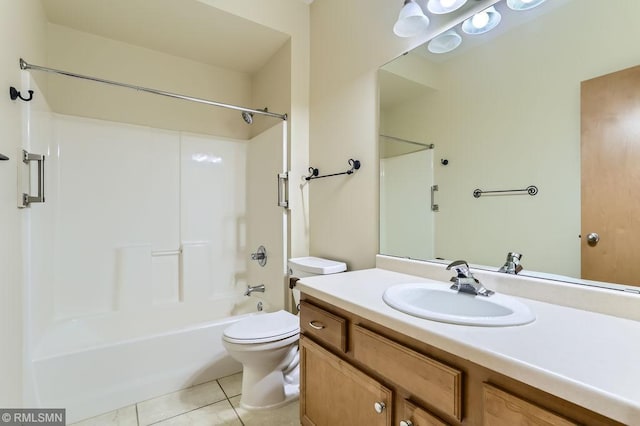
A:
9;86;34;102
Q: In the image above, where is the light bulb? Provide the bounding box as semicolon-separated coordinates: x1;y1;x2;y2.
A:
471;11;489;29
427;0;467;15
507;0;547;11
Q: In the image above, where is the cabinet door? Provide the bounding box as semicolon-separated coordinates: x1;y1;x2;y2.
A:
352;325;462;420
483;384;578;426
300;335;393;426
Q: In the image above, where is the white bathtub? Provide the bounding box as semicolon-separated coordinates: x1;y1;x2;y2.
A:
30;301;261;423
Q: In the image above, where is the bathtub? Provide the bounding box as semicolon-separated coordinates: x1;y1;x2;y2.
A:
30;299;262;423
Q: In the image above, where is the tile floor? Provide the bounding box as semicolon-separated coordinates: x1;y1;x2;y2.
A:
71;372;300;426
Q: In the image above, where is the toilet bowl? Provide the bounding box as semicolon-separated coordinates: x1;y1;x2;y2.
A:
222;310;300;410
222;257;346;410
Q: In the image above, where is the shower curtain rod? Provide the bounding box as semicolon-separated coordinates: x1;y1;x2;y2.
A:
19;58;287;121
379;134;433;149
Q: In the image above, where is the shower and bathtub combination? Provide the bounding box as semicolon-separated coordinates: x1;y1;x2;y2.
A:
18;60;290;423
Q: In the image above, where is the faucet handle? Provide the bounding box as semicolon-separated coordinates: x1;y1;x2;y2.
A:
499;252;523;274
446;260;472;277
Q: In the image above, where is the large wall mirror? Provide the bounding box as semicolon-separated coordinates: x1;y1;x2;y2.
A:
379;0;640;290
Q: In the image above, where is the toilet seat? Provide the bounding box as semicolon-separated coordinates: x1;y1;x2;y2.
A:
223;310;299;344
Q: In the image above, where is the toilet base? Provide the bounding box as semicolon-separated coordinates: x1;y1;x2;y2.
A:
239;383;299;411
238;366;300;410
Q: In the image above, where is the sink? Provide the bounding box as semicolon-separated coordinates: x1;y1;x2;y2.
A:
382;282;535;326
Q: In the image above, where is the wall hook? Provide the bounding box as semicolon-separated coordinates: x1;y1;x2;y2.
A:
305;167;319;180
9;86;34;102
346;158;361;174
0;153;9;161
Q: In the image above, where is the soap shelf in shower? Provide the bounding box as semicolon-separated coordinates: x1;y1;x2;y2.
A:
305;158;361;181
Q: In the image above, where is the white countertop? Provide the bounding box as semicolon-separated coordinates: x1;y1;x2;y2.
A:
296;267;640;424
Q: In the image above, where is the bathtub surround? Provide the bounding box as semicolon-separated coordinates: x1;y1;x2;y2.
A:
23;110;286;422
33;312;245;423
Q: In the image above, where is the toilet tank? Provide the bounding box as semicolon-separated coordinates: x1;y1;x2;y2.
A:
288;257;346;312
288;257;347;278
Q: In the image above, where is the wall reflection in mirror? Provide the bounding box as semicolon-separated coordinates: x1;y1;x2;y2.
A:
379;0;640;289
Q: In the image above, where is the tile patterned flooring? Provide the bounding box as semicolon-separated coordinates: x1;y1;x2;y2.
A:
71;373;300;426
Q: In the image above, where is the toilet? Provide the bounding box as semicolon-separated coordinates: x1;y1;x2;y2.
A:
222;256;346;410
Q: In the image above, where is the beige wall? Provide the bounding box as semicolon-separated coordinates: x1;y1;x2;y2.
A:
250;40;291;139
47;21;294;141
0;0;48;405
380;0;640;277
203;0;311;259
308;0;456;270
46;23;254;139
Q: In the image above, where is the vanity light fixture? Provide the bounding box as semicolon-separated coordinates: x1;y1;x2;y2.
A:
462;6;501;35
393;0;430;37
507;0;547;11
428;29;462;54
427;0;467;15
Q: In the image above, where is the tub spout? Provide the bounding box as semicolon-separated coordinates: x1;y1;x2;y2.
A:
244;284;265;296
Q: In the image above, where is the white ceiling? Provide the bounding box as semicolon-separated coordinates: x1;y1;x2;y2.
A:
40;0;291;74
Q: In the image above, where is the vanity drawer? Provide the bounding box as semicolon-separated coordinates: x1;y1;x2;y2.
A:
300;300;347;352
483;383;578;426
400;399;451;426
352;325;462;421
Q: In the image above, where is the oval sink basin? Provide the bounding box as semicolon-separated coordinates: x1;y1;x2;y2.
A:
383;282;535;326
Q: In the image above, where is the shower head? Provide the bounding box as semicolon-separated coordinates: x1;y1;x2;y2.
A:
241;111;254;124
241;107;268;125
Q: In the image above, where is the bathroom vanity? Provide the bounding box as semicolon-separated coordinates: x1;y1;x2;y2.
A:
296;256;640;425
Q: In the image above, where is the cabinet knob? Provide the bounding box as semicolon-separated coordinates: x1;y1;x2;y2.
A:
400;421;413;426
374;401;386;414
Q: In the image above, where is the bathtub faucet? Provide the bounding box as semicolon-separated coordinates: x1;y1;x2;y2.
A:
244;284;265;296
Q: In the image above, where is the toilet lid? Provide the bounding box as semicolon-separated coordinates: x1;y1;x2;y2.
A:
223;310;300;344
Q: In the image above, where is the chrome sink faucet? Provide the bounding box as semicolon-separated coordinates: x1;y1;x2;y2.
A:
498;252;523;274
446;260;494;297
244;284;265;296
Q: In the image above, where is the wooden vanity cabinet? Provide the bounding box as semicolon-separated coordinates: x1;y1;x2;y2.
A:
300;294;623;426
482;384;578;426
299;300;347;352
351;325;462;421
300;335;393;426
300;299;453;426
401;399;451;426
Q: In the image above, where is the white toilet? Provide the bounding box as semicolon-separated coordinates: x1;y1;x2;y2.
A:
222;256;346;410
